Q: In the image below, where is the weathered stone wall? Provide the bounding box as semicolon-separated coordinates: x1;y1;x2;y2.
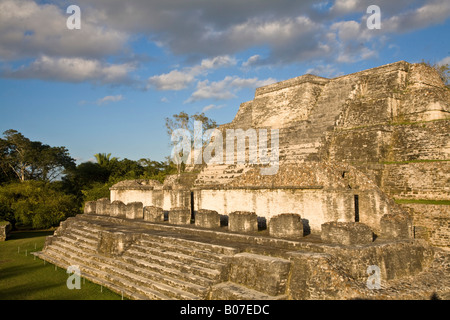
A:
229;253;291;296
228;211;258;233
251;75;329;129
321;222;373;245
169;207;191;225
380;162;450;200
327;121;450;165
84;201;96;214
0;221;12;241
402;203;450;247
110;187;190;211
195;209;220;229
143;206;164;222
194;187;393;233
269;213;303;239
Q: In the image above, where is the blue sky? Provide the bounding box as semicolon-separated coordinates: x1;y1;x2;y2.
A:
0;0;449;164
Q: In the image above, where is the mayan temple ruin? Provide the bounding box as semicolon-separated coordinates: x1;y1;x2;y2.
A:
34;61;450;300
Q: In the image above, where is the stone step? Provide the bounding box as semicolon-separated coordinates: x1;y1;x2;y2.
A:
40;247;168;299
210;282;287;300
55;236;98;255
123;248;222;281
130;242;227;272
43;245;184;300
47;233;213;299
59;232;98;252
140;233;239;256
90;255;202;300
120;253;216;288
33;251;149;300
137;238;233;264
93;253;209;298
69;225;102;243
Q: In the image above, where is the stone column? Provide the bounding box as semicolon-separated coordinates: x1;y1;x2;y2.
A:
126;202;143;220
0;221;12;241
111;200;126;218
144;206;164;222
195;209;220;229
269;213;303;239
380;213;413;239
169;207;191;225
321;221;373;245
84;201;97;214
95;198;111;216
228;211;258;233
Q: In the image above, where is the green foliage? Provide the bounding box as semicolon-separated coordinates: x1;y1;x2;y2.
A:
0;129;178;229
65;155;177;202
0;181;80;229
94;153;119;169
0;129;75;182
165;111;218;173
82;181;113;202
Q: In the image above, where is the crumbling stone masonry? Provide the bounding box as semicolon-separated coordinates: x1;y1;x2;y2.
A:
269;213;303;239
228;211;258;233
195;209;221;229
321;221;374;245
34;61;449;300
143;206;164;222
0;221;11;241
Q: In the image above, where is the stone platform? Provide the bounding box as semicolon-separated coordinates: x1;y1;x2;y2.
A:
34;214;450;300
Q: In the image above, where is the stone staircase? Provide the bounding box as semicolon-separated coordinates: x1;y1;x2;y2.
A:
34;218;238;300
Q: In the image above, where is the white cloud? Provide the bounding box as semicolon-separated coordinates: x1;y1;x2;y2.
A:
202;104;225;112
0;0;128;61
242;55;262;68
200;55;237;70
438;56;450;65
148;55;236;90
148;69;196;90
96;95;124;105
306;64;344;78
2;56;135;84
187;76;276;102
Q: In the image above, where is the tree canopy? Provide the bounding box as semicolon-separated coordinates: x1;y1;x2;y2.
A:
0;129;75;182
165;111;218;173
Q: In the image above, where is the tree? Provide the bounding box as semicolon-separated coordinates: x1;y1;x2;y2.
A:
421;60;449;87
0;130;75;182
435;63;450;87
94;153;118;168
165;112;217;173
0;181;80;229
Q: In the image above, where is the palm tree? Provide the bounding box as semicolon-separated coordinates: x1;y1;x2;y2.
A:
94;153;118;168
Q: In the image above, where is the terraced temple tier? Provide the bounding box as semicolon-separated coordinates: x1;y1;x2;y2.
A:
34;213;448;300
35;61;449;299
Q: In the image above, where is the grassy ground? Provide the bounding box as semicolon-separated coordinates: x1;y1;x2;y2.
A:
0;231;122;300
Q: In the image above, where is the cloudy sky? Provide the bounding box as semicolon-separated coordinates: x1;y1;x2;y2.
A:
0;0;449;163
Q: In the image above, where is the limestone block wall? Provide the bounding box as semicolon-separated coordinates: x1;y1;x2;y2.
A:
402;203;450;247
193;187;391;232
380;162;450;200
327;121;450;164
110;187;190;211
0;221;12;241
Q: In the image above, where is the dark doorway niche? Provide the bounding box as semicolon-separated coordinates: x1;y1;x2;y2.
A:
354;195;359;222
190;191;195;221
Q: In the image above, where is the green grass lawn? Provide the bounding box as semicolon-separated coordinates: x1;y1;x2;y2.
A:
0;231;122;300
